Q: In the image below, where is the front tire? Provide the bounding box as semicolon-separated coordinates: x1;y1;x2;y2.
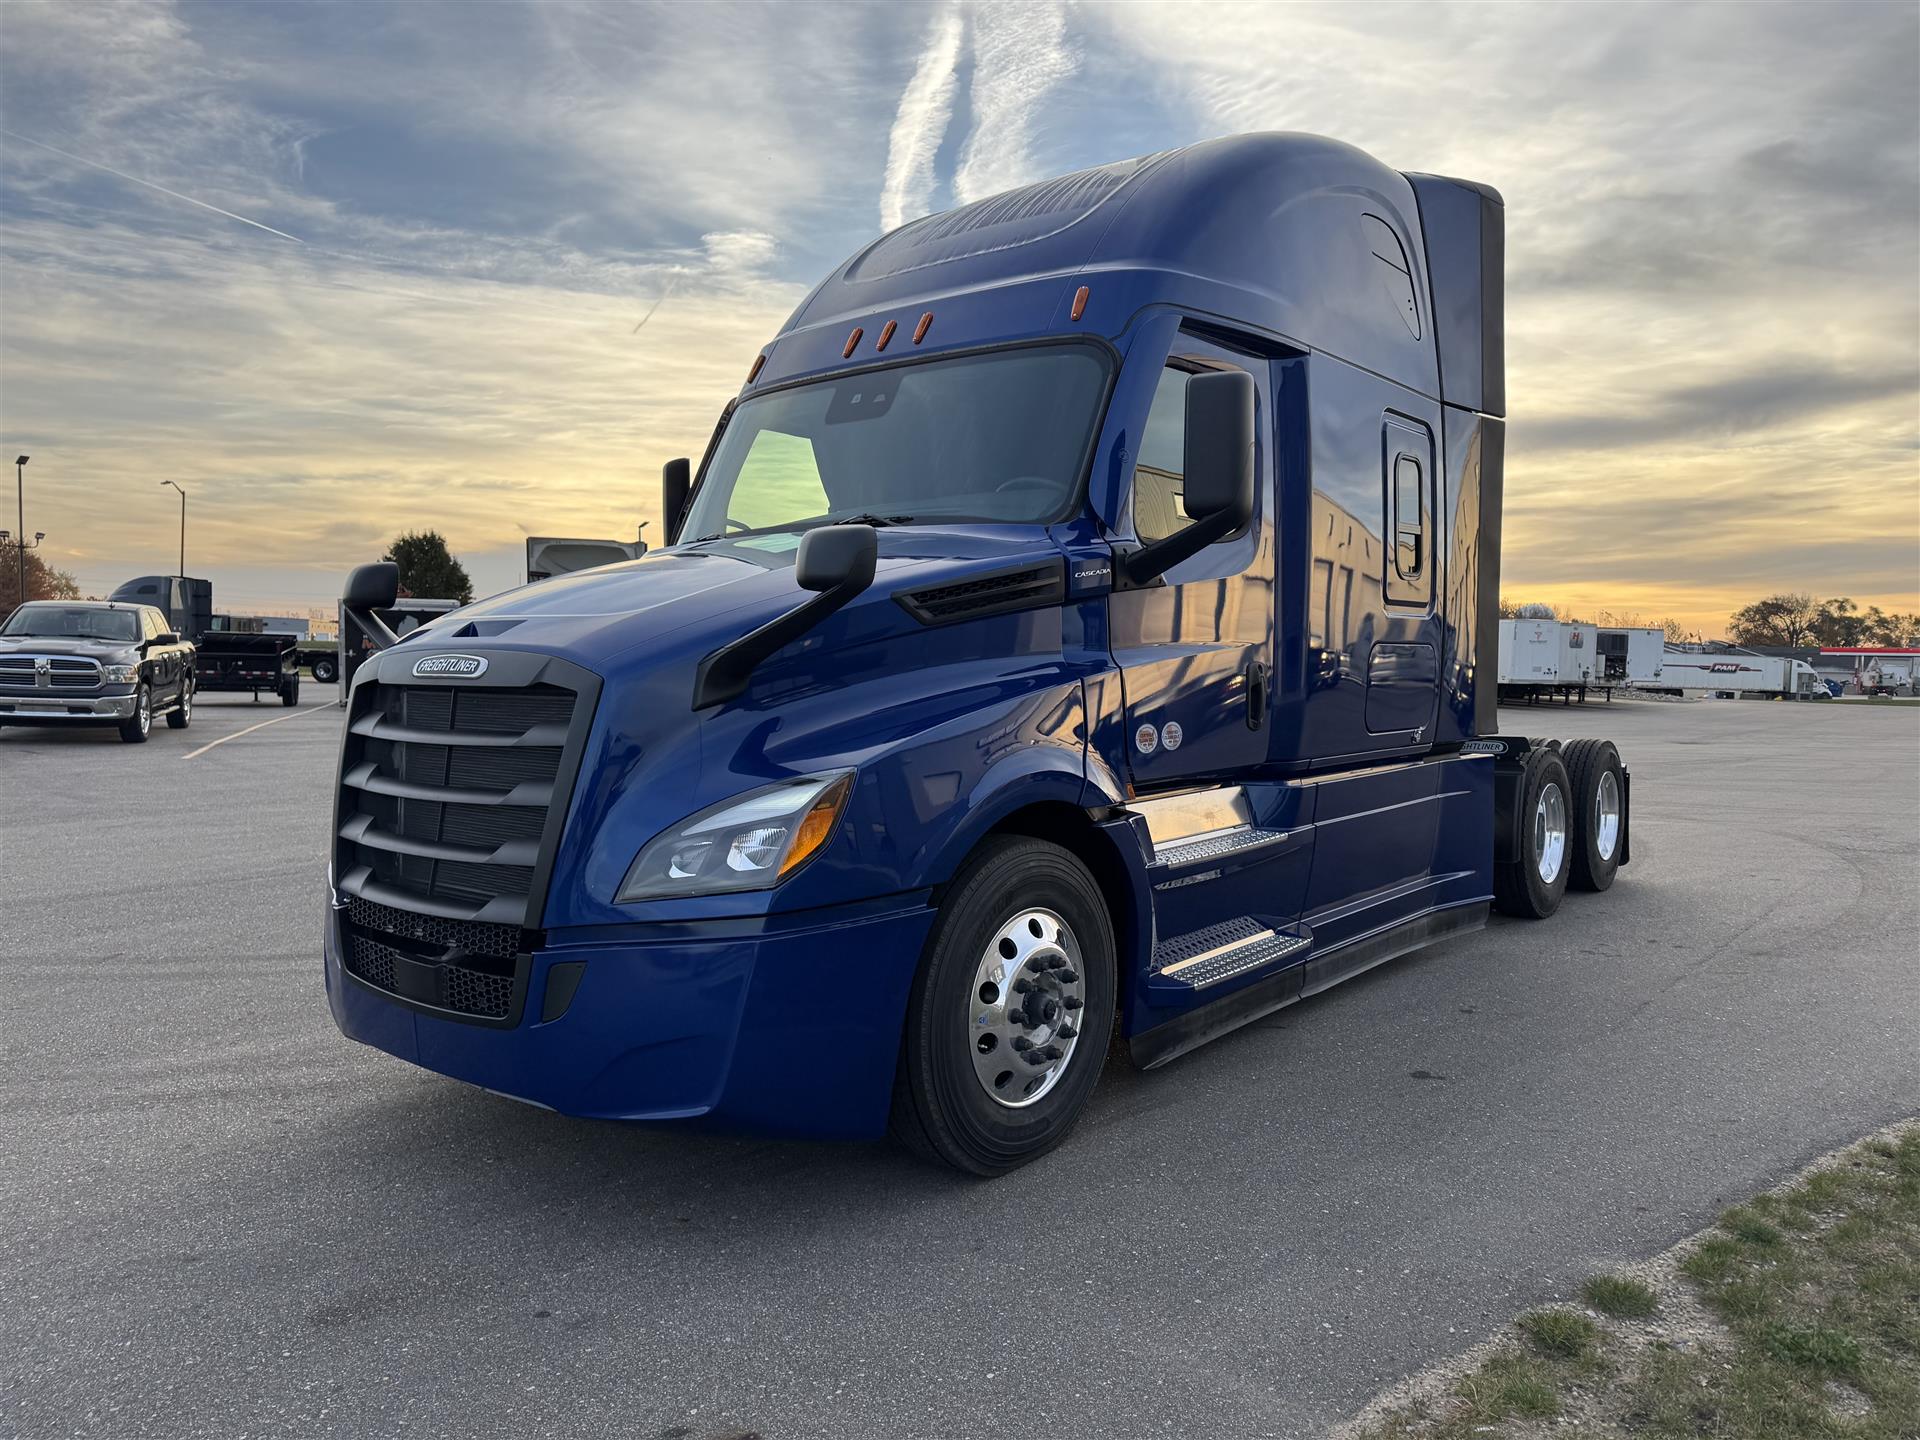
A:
118;684;153;744
311;655;338;684
891;837;1115;1175
1493;746;1572;919
1562;738;1624;891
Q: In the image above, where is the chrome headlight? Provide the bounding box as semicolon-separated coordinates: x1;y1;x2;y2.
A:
616;771;854;903
101;663;139;684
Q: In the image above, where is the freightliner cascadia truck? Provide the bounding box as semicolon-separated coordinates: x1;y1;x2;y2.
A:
326;133;1633;1174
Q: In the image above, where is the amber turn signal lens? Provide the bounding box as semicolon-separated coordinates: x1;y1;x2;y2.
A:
876;319;897;351
843;327;864;358
779;773;854;878
912;311;933;344
1070;285;1090;321
747;353;767;383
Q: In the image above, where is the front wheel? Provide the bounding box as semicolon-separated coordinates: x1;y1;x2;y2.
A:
891;836;1115;1175
311;655;338;684
118;683;153;744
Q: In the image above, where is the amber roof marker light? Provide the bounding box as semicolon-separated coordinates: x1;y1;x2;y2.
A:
912;311;934;344
843;327;864;359
1070;285;1090;321
747;353;767;383
876;320;898;352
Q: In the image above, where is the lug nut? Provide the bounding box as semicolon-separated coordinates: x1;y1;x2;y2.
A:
1043;1044;1064;1060
1012;978;1033;994
1063;997;1083;1011
1058;969;1079;983
1057;1023;1077;1039
1026;1051;1049;1066
1012;1036;1033;1052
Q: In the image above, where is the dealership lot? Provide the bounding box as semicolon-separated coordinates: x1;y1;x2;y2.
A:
3;697;1916;1439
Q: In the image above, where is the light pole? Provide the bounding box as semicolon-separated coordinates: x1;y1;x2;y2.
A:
13;456;25;609
161;480;187;577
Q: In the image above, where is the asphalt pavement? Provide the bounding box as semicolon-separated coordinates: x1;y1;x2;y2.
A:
3;692;1916;1439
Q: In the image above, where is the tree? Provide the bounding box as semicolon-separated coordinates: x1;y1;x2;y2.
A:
383;530;473;605
1727;592;1822;648
1811;597;1870;647
1661;617;1700;644
1867;609;1920;646
0;547;82;625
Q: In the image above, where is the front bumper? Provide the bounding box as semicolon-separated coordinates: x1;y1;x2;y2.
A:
0;688;137;721
324;896;937;1139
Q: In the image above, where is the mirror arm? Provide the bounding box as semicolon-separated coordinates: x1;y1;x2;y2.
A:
692;573;870;710
1118;508;1242;587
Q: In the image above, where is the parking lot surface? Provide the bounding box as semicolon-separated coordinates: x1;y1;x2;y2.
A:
3;694;1916;1439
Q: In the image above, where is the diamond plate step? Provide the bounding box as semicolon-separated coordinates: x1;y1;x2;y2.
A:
1150;916;1311;991
1150;825;1291;870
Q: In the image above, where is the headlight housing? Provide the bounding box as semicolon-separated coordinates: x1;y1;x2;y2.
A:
616;771;854;903
101;663;139;684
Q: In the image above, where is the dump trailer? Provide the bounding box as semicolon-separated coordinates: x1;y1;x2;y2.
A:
111;575;301;703
325;133;1635;1174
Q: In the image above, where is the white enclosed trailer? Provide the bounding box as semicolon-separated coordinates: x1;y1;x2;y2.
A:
1498;619;1599;703
1594;626;1664;689
1648;647;1823;699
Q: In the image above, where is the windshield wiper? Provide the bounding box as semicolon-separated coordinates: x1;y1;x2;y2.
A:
686;513;913;545
827;513;913;528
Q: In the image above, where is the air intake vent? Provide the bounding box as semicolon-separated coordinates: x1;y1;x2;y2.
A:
895;560;1066;627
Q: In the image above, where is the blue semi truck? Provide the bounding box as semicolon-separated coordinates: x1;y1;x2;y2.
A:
325;133;1631;1174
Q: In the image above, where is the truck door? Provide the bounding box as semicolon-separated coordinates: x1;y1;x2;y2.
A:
1110;332;1274;787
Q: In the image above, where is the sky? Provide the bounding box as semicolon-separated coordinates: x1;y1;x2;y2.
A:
1;0;1916;633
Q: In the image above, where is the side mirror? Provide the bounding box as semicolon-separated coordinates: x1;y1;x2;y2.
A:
1121;369;1257;585
795;523;878;593
343;561;400;611
662;458;691;544
693;524;879;708
153;632;179;647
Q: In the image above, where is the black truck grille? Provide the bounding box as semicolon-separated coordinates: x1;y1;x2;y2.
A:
334;671;591;1025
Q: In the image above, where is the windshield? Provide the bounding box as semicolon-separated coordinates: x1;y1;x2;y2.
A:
681;344;1109;541
1;605;140;642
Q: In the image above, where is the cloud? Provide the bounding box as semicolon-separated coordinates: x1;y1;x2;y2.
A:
880;7;964;232
952;2;1079;205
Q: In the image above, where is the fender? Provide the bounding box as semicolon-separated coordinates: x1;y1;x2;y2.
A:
920;749;1093;890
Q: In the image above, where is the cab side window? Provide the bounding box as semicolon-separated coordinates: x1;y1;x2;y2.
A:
1132;367;1193;543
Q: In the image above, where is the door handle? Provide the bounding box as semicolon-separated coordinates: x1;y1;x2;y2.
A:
1244;660;1269;730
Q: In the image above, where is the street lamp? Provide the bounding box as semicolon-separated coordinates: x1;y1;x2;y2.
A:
161;480;187;577
13;455;25;610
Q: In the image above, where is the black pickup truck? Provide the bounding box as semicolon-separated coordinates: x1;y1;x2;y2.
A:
0;600;196;742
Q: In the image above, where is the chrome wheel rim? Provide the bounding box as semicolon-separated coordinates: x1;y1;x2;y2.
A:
181;685;193;722
1535;782;1567;884
1594;770;1621;861
137;690;151;734
967;907;1085;1108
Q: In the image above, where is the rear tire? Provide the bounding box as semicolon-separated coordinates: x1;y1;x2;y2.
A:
281;676;300;707
166;680;194;729
890;836;1115;1175
312;655;338;683
1562;738;1624;892
118;684;153;744
1493;747;1571;919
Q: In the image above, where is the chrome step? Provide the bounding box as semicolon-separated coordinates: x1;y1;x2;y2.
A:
1150;917;1311;991
1150;825;1290;870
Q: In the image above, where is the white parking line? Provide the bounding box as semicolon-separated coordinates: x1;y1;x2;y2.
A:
180;703;334;760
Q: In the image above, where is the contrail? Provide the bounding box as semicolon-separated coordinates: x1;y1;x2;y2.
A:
0;128;306;244
632;272;680;334
880;6;964;232
954;4;1078;205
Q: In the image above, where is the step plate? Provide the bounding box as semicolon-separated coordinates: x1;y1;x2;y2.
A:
1151;916;1311;991
1150;826;1290;870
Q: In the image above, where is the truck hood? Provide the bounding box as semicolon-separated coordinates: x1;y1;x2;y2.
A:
0;635;139;663
396;526;1067;673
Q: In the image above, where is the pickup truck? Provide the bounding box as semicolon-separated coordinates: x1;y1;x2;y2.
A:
0;600;195;742
325;132;1634;1174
